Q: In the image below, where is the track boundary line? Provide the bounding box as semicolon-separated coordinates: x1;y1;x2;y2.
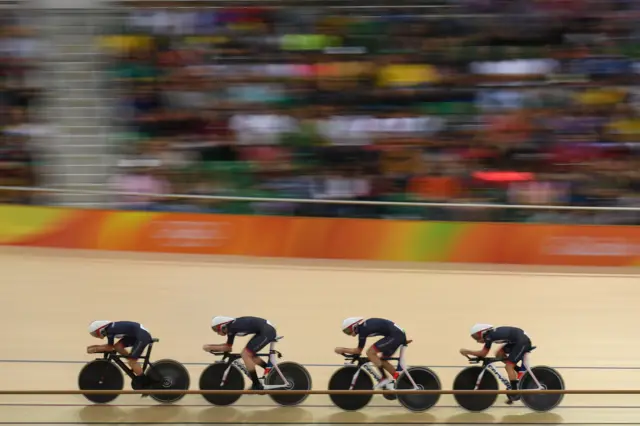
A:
2;247;637;278
0;423;636;425
0;402;638;409
1;359;639;370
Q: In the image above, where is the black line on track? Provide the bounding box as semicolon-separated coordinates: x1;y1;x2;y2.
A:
0;423;636;425
1;359;639;370
0;403;639;409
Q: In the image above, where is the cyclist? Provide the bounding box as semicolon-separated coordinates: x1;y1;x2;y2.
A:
335;317;408;390
203;316;276;391
87;320;154;389
460;323;532;403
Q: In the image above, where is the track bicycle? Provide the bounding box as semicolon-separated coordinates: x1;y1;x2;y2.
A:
78;337;190;404
453;347;565;412
328;340;441;412
199;335;312;407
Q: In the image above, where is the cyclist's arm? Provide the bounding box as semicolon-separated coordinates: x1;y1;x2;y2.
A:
335;334;366;355
335;346;363;355
460;347;490;358
86;344;116;353
203;343;232;352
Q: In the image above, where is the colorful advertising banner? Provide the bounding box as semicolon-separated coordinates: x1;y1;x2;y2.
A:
0;205;638;267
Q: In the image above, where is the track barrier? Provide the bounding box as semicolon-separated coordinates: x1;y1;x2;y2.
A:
0;389;638;395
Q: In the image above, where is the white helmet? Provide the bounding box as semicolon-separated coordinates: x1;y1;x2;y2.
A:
470;323;493;337
342;317;364;335
88;320;112;338
211;316;235;333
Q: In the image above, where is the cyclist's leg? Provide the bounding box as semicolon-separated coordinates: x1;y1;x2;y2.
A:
128;335;151;376
252;325;276;370
114;337;135;357
244;333;272;389
368;335;402;384
505;340;528;401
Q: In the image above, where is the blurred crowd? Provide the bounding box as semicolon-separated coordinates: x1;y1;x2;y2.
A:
104;2;638;222
0;15;41;205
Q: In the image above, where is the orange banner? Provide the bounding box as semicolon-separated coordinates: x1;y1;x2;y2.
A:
0;206;638;267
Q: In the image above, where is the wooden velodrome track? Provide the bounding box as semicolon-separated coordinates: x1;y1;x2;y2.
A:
1;247;639;425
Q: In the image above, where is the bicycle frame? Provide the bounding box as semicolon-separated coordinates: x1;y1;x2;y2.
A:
474;353;543;391
347;344;420;390
100;339;157;381
219;337;292;390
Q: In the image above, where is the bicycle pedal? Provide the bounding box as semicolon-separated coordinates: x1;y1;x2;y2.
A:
251;383;265;392
506;395;521;404
374;378;393;390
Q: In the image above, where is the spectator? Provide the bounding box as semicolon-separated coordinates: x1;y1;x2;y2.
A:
108;164;172;210
99;2;640;224
0;17;41;204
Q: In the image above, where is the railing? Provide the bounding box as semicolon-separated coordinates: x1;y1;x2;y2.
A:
1;388;640;396
113;0;458;9
1;185;639;226
1;185;639;212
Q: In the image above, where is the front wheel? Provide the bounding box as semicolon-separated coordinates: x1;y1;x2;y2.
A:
265;361;312;406
452;366;498;412
199;362;245;406
327;365;373;411
396;367;441;412
146;359;190;404
519;366;565;412
78;360;124;404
